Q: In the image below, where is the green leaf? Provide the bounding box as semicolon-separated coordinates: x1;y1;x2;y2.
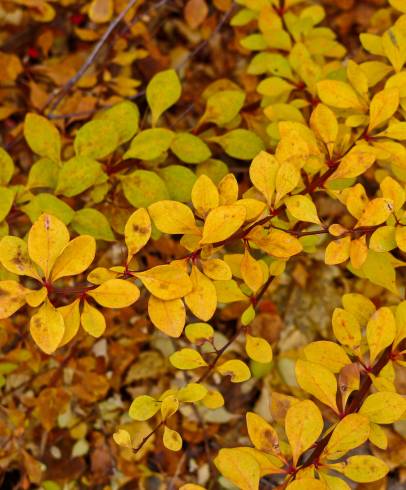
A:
71;209;115;241
55;157;101;197
122;170;169;208
124;128;174;160
146;69;182;126
158;165;197;202
350;250;398;294
0;148;14;185
74;120;119;159
0;187;14;222
98;100;139;144
196;159;229;184
171;133;211;164
27;158;59;190
22;194;75;224
24;113;61;163
200;90;245;126
210;129;265;159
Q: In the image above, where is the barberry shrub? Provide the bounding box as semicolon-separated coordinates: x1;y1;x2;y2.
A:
1;0;406;489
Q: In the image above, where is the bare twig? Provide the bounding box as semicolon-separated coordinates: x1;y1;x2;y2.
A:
45;0;152;114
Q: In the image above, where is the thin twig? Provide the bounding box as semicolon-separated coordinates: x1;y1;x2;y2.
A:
45;0;144;113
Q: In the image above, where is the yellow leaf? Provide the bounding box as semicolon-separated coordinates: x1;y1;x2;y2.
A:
135;264;192;300
359;391;406;423
129;395;160;421
88;0;113;23
395;225;406;252
274;161;301;205
124;208;151;260
347;60;368;99
30;300;65;354
201;205;246;244
368;88;399;132
113;429;132;448
241;249;264;293
248;227;303;259
217;359;251;382
148;295;185;337
185;322;214;344
87;279;140;308
58;299;80;347
369;225;396;252
169;348;207;369
325;236;350;265
218;173;239;205
80;300;106;337
349;234;368;269
249;151;278;204
366;307;396;364
328;150;375;181
342;455;388;483
323;414;370;460
185;265;217;321
179;485;206;490
0;236;40;280
214;448;260;490
26;287;47;307
382;28;406;72
28;214;70;279
285;400;323;465
146;69;181;126
341;293;376;327
24;113;61;162
239;198;267;221
148;200;199;235
310;104;338;157
202;389;224;409
201;258;232;280
295;359;338;412
246;412;280;454
51;235;95;281
0;280;29;318
192;174;219;217
368;422;388;449
285;195;320;224
246;335;273;363
163;426;182;451
177;383;208;403
394;300;406;347
378;121;406;141
304;341;351;373
332;308;361;349
389;0;406;12
286;479;327;490
160;395;179;419
355;198;394;228
317;80;366;111
214;279;248;303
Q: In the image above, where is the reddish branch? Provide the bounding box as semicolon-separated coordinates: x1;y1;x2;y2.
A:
298;346;393;471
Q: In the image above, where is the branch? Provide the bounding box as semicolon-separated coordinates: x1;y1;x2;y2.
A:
196;275;275;384
299;346;392;469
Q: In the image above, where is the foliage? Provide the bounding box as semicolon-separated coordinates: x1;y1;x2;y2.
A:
0;0;405;489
